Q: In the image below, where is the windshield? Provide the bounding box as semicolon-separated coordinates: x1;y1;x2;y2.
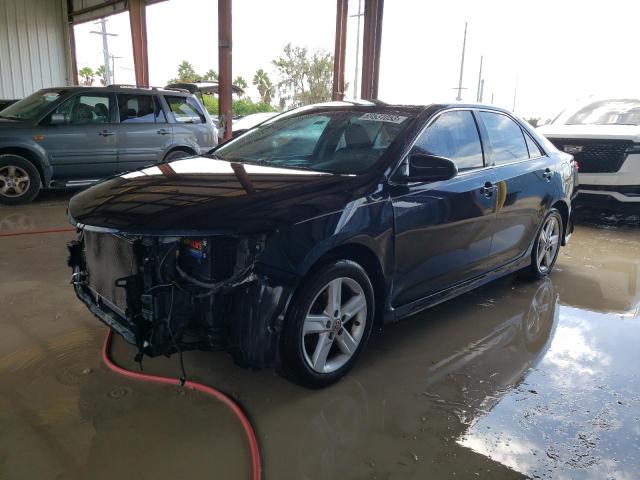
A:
0;90;64;121
561;99;640;126
214;109;413;174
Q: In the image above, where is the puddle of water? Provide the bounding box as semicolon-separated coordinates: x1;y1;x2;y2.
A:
0;205;638;479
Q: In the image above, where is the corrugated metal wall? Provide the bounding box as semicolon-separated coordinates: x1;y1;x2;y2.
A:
0;0;71;99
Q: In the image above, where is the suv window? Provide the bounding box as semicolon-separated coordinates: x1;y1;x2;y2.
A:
479;111;529;165
48;94;111;125
413;110;484;171
165;96;206;124
117;94;166;123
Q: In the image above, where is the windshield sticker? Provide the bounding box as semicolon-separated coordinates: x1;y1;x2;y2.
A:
359;112;408;124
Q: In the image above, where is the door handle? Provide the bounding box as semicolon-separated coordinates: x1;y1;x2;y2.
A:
543;168;553;181
480;181;497;197
157;128;170;135
98;130;115;137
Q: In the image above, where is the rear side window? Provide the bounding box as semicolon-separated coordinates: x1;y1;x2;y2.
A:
117;94;166;123
525;134;542;158
479;112;529;165
165;96;206;124
413;110;484;171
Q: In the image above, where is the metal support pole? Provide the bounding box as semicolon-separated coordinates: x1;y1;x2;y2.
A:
456;22;467;101
332;0;348;101
360;0;384;100
219;0;233;141
476;55;483;102
351;0;363;99
128;0;149;87
67;0;78;85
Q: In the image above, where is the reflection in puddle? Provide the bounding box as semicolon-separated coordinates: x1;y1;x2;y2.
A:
459;304;640;479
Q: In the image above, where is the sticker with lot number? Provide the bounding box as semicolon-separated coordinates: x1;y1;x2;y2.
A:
359;112;408;123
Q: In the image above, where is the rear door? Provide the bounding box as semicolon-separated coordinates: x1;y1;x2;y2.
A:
391;110;498;306
40;93;118;182
164;95;215;153
115;93;172;173
477;111;552;266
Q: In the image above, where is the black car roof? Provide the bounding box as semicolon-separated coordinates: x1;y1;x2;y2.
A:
41;85;192;96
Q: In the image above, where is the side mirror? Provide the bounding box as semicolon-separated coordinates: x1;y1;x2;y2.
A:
50;113;66;125
403;153;458;182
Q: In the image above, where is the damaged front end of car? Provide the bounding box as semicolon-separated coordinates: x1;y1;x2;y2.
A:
68;230;295;368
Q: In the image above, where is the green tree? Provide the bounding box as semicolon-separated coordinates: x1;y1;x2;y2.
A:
272;44;333;109
172;61;202;83
79;66;94;86
96;65;107;86
252;69;275;105
233;76;248;97
203;69;218;81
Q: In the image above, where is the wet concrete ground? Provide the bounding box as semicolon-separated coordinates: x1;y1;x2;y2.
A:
1;191;638;479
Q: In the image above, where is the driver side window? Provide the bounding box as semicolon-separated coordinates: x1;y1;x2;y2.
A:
413;110;484;171
48;95;111;125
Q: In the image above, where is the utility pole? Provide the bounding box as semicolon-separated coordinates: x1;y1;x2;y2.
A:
455;22;467;101
512;78;518;112
476;55;483;102
479;79;485;103
110;54;122;84
350;0;363;99
491;92;494;104
90;18;118;85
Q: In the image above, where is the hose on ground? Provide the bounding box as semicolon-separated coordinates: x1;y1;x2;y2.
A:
101;329;262;480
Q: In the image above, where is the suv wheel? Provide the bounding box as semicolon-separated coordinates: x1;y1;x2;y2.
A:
528;209;563;278
282;259;374;388
0;155;41;205
164;150;191;162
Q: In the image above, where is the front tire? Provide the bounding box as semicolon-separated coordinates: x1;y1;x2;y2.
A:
281;260;375;388
0;155;41;205
528;209;563;278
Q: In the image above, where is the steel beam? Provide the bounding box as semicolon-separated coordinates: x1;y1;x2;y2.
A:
128;0;149;87
360;0;384;100
67;0;78;85
218;0;233;141
332;0;348;101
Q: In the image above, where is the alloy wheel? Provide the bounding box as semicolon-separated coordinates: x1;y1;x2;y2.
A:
536;215;560;273
0;165;31;198
302;277;368;374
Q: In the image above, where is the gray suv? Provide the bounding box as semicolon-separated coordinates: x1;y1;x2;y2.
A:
0;85;217;204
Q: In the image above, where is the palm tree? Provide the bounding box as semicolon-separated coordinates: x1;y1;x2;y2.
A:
96;65;107;86
78;67;94;86
233;76;248;97
203;69;218;81
252;69;275;105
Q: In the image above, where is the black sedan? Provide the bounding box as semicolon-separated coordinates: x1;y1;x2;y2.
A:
67;101;577;388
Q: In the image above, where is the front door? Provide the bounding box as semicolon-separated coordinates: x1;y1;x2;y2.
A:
115;93;173;173
41;93;118;182
476;111;551;265
391;110;497;307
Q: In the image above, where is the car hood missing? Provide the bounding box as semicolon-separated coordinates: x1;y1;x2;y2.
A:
68;156;364;235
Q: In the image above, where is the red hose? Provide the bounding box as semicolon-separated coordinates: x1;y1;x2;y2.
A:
0;227;76;238
102;329;262;480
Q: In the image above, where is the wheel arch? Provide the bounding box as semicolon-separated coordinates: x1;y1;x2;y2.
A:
301;242;388;327
163;145;197;161
550;199;569;245
0;146;48;186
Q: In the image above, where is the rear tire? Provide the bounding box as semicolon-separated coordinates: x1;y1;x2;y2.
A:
0;155;41;205
164;149;192;162
527;208;563;279
281;259;375;388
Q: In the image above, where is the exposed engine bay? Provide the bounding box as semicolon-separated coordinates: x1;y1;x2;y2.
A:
68;230;291;368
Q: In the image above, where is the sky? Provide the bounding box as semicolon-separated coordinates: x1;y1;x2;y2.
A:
74;0;640;121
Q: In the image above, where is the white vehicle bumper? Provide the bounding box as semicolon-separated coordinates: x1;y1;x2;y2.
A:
577;153;640;204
